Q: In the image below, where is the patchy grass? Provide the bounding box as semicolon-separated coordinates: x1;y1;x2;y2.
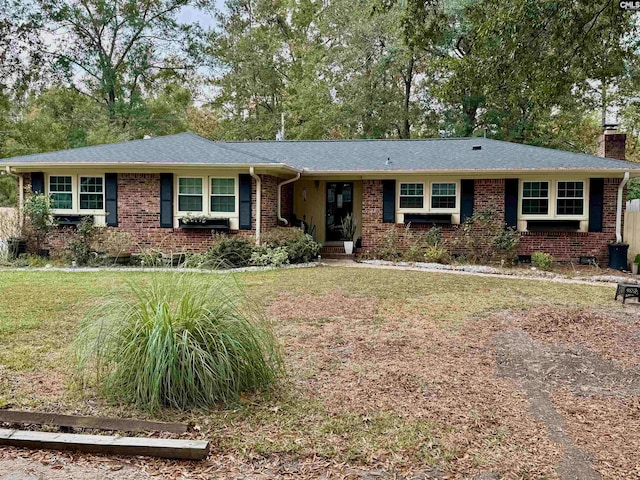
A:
0;267;637;479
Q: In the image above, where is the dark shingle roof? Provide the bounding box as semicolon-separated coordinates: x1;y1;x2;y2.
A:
223;137;640;172
3;132;639;172
2;132;281;166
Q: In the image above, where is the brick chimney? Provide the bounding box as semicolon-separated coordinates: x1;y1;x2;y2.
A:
597;127;627;160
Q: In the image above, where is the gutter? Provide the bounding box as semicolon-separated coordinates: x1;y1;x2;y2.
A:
249;167;261;245
616;171;630;243
277;173;301;226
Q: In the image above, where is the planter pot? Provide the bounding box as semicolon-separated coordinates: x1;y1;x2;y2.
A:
7;238;26;260
633;263;639;275
344;241;354;255
608;243;629;271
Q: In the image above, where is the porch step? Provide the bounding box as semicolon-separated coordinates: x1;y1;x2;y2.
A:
320;245;358;260
321;252;356;260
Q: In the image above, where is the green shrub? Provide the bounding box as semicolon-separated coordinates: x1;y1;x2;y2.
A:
492;227;520;264
532;252;554;271
424;244;451;264
425;226;442;247
206;236;254;268
22;193;55;252
261;227;305;245
74;274;283;412
262;227;320;264
284;234;320;263
374;228;402;261
250;245;290;267
67;217;97;265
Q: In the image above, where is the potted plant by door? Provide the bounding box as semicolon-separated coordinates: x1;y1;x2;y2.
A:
341;214;358;255
633;254;640;275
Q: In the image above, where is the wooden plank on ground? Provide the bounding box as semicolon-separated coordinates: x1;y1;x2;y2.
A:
0;410;187;434
0;429;209;460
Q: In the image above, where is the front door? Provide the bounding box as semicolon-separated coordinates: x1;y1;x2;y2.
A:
326;182;353;241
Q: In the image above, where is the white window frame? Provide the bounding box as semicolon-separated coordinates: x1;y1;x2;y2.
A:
519;179;588;221
556;180;585;218
177;176;205;214
78;175;105;212
209;177;238;214
520;180;550;218
48;175;74;211
175;175;239;217
430;182;458;212
398;182;425;211
46;173;105;215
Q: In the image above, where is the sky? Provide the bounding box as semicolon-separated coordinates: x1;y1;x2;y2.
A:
177;4;222;29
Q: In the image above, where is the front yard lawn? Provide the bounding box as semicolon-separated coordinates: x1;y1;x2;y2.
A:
0;267;638;479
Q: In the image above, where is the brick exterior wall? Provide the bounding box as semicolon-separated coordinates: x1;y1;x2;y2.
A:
22;172;298;256
597;132;627;161
20;170;626;264
361;178;623;264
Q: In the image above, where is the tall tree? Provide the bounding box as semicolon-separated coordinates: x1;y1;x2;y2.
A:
40;0;208;123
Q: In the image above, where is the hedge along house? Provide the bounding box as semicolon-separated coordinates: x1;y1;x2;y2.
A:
2;129;638;263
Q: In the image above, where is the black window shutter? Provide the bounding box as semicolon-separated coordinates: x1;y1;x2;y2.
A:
382;180;396;223
239;174;252;230
460;179;474;222
160;173;173;228
588;178;604;232
31;172;44;194
105;173;118;227
504;178;518;229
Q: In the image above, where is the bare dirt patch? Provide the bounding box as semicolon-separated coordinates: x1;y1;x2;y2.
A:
494;306;640;480
507;306;640;368
553;388;640;480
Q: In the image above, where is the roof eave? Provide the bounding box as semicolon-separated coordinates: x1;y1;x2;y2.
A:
5;162;302;174
298;167;640;176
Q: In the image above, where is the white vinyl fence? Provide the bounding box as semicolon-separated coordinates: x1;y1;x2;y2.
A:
625;199;640;264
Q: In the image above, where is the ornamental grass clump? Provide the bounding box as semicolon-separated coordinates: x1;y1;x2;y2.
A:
74;274;283;412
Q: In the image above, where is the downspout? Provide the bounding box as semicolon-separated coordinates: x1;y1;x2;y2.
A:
616;171;630;243
277;172;301;226
249;167;261;245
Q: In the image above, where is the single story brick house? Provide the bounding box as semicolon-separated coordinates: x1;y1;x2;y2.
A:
2;129;638;263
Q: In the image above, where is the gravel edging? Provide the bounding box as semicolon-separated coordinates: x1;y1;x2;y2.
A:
356;259;636;286
0;262;320;274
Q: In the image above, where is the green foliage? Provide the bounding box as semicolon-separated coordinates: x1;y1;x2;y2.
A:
628;179;640;201
207;236;254;268
634;254;640;265
74;274;283;412
250;245;290;267
453;210;517;264
424;226;442;247
424;244;451;264
22;193;54;251
0;175;17;206
341;214;357;241
67;217;97;265
492;227;520;264
374;228;402;262
532;252;554;271
262;228;320;264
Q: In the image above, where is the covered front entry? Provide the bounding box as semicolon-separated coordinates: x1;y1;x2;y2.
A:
292;179;362;243
326;182;354;241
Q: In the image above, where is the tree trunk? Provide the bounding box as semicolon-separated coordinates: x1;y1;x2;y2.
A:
401;56;414;139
